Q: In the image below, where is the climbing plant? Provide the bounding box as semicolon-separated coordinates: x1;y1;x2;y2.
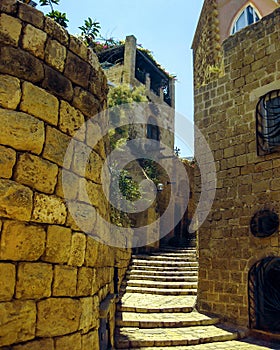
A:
108;84;148;149
107;85;148;227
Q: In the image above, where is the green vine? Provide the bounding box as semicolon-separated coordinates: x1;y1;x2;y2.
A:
107;85;148;227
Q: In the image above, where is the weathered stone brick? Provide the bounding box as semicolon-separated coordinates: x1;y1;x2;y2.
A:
43;225;72;263
65;51;91;88
45;38;67;72
56;168;80;200
86;119;106;158
255;161;272;172
22;24;47;59
271;179;280;190
55;333;81;350
59;100;85;140
13;338;54;350
15;153;58;194
18;2;45;29
82;331;98;350
16;262;53;299
36;298;81;337
71;141;90;176
100;245;115;269
0;145;16;178
69;35;88;61
20;81;59;125
43;126;72;168
0;0;17;14
0;46;44;82
236;154;247;166
77;267;94;296
88;48;102;69
0;180;33;221
0;108;45;154
53;265;77;296
85;236;99;267
32;193;67;225
44;16;69;45
0;13;22;47
0;301;36;347
79;297;95;333
68;232;86;266
42;66;73;101
73;87;100;118
78;178;102;207
66;202;96;233
0;220;45;261
0;74;21;109
0;263;15;300
72;140;102;183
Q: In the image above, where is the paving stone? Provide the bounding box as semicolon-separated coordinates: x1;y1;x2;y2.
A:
126;279;197;289
116;325;239;348
116;311;219;328
126;274;198;282
118;293;196;313
124;286;197;295
121;339;279;349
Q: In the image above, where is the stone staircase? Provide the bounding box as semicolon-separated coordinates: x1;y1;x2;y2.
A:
115;247;276;349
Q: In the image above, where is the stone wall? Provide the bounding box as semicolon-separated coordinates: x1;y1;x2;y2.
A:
0;1;131;348
192;0;223;88
194;8;280;327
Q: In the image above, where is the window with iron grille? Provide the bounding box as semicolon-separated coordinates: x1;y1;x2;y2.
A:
256;90;280;155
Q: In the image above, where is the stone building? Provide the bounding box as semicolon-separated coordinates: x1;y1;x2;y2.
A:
98;35;190;248
193;0;280;339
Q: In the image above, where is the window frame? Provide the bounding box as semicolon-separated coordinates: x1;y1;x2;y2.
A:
147;117;160;141
230;4;261;35
256;90;280;155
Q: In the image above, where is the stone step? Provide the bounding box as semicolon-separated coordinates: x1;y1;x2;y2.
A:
132;254;197;261
159;247;197;253
150;250;197;255
115;324;241;348
130;267;198;274
123;286;197;295
116;311;220;328
127;269;198;277
117;293;196;313
131;260;199;267
125;279;198;290
126;274;198;282
117;338;275;350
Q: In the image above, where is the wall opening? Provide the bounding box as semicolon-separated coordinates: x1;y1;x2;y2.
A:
249;257;280;332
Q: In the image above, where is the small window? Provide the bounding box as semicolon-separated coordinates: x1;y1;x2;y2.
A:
231;5;260;34
256;90;280;155
147;117;160;141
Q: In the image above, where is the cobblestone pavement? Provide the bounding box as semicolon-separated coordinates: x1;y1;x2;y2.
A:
115;247;280;349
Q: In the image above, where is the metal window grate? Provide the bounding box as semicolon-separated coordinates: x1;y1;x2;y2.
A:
256;90;280;155
249;257;280;331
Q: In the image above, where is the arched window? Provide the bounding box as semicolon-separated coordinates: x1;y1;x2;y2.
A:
147;117;160;141
231;4;260;35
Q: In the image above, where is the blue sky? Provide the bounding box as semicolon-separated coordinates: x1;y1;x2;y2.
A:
41;0;204;156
